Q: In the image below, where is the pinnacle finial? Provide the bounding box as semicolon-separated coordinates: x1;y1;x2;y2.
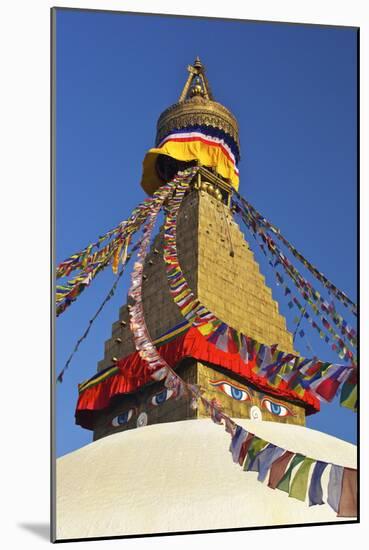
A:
194;56;202;69
178;56;213;102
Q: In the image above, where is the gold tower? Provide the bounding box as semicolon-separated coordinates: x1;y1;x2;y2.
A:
84;59;311;441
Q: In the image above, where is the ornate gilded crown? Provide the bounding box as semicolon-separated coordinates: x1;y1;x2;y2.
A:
155;57;240;155
140;57;241;195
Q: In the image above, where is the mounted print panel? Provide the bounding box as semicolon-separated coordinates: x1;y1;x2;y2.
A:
52;7;358;543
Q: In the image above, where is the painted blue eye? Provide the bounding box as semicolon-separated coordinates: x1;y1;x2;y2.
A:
151;388;173;406
155;390;167;404
112;409;134;427
263;399;292;417
231;386;244;400
209;380;251;402
270;402;281;415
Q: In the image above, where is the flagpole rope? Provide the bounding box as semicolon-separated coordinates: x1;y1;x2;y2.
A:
221;200;235;258
292;306;306;343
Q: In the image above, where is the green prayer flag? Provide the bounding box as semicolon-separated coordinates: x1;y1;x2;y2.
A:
232;329;241;350
243;437;269;471
289;457;315;501
277;453;305;493
340;384;357;411
268;374;282;388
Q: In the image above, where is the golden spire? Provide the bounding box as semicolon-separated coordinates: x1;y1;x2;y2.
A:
139;57;241;196
178;56;213;102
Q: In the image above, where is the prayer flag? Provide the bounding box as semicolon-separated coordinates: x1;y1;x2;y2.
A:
327;465;344;513
309;461;328;506
289;457;314;501
244;437;270;471
277;454;305;493
268;451;294;489
337;468;357;517
230;425;249;464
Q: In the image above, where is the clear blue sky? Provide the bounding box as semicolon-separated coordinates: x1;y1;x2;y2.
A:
55;9;357;457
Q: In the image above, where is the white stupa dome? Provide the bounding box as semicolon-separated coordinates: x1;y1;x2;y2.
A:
56;419;356;540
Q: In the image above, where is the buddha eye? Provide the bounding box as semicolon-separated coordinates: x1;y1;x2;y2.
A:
262;398;293;417
151;388;174;406
209;380;251;402
112;409;134;427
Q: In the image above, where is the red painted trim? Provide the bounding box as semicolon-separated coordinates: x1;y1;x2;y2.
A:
75;327;320;430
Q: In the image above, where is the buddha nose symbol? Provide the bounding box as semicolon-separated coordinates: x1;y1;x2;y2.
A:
137;412;148;428
250;405;262;421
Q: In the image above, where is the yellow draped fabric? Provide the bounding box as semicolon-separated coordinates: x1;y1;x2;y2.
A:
141;139;239;195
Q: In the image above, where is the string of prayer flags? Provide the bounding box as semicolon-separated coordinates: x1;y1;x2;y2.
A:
57;178;175;280
234;200;357;350
228;426;357;517
56;224;125;278
271;266;356;362
232;193;357;315
67;168;357;519
56;179;181;316
202;397;224;424
280;269;356;348
60;171;194;380
120;174;356;519
56;236;145;383
126;167;244;430
56;237;131;316
161;174;357;412
233;202;357;360
127;168;200;386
